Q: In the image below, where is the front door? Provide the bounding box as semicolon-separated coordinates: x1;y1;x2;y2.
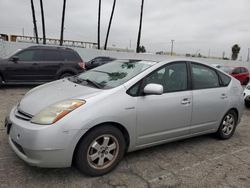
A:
136;62;192;147
5;49;41;82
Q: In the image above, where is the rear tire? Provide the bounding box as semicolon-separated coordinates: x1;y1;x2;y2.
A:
75;125;126;176
245;101;250;108
0;75;3;87
216;110;237;139
243;78;249;85
59;72;74;79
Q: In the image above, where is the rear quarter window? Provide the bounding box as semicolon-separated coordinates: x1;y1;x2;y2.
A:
218;71;231;86
43;50;63;61
62;51;81;61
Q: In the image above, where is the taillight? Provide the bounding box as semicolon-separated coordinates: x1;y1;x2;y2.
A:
78;62;86;69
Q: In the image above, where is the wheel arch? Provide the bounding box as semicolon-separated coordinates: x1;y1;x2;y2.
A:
72;122;130;164
56;69;77;79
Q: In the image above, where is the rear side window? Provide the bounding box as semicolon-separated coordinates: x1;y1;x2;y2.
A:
218;71;231;86
43;50;63;61
191;63;220;89
232;68;241;74
62;51;81;61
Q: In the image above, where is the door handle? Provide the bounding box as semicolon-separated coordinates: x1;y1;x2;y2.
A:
181;98;191;105
221;93;228;99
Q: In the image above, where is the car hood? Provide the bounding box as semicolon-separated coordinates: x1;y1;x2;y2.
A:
18;79;103;115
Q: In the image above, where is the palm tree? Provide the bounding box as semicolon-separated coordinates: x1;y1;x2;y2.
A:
60;0;67;46
40;0;46;44
104;0;117;50
97;0;101;49
231;44;241;60
136;0;144;53
30;0;39;44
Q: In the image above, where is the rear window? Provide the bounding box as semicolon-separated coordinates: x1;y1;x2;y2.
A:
62;51;81;61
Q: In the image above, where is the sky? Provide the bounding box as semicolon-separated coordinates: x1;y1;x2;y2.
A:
0;0;250;60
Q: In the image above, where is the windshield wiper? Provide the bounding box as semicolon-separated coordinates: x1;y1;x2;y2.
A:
75;77;102;89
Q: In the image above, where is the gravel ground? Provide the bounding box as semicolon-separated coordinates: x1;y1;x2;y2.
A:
0;85;250;188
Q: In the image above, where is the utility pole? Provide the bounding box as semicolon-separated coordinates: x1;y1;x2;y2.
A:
170;39;174;56
30;0;39;44
40;0;46;44
60;0;67;46
97;0;101;49
136;0;144;53
247;48;250;62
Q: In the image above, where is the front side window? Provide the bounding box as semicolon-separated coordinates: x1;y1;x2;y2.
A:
143;62;188;93
192;63;219;89
16;50;34;61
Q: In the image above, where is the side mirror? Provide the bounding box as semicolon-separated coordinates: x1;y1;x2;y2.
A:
10;56;19;63
143;83;163;95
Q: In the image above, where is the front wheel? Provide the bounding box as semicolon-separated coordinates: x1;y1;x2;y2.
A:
216;110;237;139
75;125;126;176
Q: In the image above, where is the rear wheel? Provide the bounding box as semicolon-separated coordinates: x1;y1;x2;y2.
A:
59;72;74;79
243;78;249;85
245;101;250;108
75;125;126;176
216;110;237;139
0;75;3;87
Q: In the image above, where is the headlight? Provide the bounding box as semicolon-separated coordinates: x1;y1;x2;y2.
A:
31;99;85;125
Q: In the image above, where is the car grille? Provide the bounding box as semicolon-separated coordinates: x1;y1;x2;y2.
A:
15;109;33;121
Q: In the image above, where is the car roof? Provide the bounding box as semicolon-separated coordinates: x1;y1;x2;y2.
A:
27;45;74;51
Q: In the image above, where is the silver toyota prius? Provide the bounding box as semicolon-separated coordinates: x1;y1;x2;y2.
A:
5;58;244;176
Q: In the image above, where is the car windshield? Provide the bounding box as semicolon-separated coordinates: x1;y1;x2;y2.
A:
70;59;156;89
220;66;233;74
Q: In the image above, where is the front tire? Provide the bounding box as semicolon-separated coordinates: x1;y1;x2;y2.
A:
75;125;126;176
216;110;237;139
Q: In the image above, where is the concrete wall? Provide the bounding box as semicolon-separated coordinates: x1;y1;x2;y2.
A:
1;40;249;69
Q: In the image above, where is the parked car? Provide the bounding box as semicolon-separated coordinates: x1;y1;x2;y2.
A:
5;59;244;176
86;56;116;70
219;66;250;85
0;46;85;86
243;83;250;107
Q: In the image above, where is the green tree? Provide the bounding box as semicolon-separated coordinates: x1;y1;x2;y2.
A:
231;44;241;60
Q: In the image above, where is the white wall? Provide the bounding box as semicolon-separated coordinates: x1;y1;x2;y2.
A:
1;40;249;69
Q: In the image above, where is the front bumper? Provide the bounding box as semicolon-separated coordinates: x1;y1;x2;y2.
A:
6;106;87;168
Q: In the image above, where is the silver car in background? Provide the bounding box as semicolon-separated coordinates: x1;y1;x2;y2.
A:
5;58;244;176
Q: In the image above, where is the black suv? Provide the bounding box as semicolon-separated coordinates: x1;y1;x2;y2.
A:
0;46;85;86
86;56;116;70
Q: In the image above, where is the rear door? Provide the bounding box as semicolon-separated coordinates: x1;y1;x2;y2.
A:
5;49;41;82
37;49;63;81
232;67;243;83
190;62;229;134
